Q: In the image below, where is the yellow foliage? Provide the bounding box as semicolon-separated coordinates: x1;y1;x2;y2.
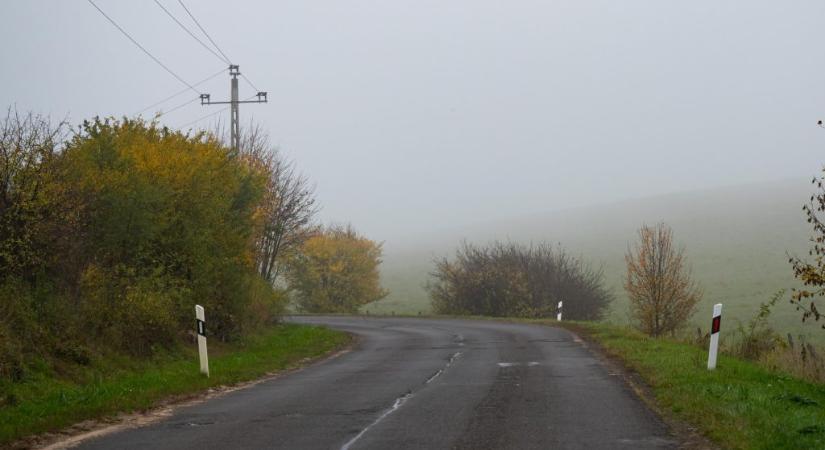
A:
287;225;387;313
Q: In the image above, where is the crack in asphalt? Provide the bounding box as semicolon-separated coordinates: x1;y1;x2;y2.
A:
340;392;413;450
340;348;463;449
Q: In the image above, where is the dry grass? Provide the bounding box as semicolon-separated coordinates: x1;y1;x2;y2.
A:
761;335;825;384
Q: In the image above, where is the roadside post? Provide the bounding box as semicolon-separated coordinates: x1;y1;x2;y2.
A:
557;301;563;321
707;303;722;370
195;305;209;377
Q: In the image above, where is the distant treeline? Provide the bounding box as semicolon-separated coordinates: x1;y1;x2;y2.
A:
428;241;612;320
0;108;385;383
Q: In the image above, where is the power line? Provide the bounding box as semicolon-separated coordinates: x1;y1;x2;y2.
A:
155;96;200;118
86;0;201;95
135;67;227;116
178;94;257;129
167;2;268;150
153;0;229;65
241;74;259;93
177;106;228;129
177;0;232;65
174;0;262;94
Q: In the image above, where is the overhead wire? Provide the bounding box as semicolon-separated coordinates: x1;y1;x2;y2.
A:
154;96;200;119
176;94;257;129
177;0;232;64
88;0;265;127
175;0;262;93
86;0;201;95
177;107;227;129
134;67;226;116
241;74;259;93
152;0;229;65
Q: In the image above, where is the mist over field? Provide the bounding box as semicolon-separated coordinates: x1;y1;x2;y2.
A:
4;0;825;446
374;177;821;340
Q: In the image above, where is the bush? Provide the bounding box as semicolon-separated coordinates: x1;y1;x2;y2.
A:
286;225;387;313
55;118;271;343
428;241;612;320
239;274;288;331
0;112;292;375
0;279;41;382
729;290;785;361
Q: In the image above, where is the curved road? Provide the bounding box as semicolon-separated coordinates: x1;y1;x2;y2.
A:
77;316;679;449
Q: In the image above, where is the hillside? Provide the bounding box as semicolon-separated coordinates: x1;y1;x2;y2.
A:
372;178;825;341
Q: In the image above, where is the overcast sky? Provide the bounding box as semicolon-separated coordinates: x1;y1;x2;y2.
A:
3;1;825;242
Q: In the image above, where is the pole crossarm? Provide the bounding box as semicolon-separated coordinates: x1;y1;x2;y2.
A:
199;65;267;152
200;97;268;105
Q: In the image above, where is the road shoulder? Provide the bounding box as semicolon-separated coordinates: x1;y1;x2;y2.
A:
9;330;355;450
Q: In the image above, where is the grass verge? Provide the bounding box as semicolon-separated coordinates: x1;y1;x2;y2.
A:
567;322;825;450
0;323;350;446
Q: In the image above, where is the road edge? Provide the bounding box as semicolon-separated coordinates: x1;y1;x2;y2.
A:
553;322;718;450
17;334;357;450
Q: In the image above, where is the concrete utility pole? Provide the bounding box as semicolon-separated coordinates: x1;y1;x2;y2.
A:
200;65;267;153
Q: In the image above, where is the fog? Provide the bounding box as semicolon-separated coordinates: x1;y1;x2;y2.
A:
3;0;825;242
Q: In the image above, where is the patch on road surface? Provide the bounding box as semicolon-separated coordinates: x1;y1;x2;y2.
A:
497;361;541;367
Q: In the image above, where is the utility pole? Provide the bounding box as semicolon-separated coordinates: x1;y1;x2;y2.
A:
200;65;267;153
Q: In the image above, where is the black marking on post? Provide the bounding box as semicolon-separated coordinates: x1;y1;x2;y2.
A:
711;316;721;334
196;319;206;337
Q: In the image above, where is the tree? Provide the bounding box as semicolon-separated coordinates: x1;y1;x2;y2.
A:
0;107;67;280
286;225;387;313
54;117;277;344
0;108;68;380
0;109;297;376
230;124;318;285
789;172;825;329
624;223;702;337
428;241;612;320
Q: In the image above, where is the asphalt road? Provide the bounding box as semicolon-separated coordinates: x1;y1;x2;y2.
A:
77;316;679;450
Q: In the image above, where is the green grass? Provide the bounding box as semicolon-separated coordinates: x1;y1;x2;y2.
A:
0;323;350;446
571;322;825;450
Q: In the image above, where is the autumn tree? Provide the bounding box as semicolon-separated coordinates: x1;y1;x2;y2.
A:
230;124;318;285
625;223;702;337
429;241;612;320
0;108;68;380
790;172;825;329
0;109;308;377
0;108;67;280
56;118;280;344
286;225;387;313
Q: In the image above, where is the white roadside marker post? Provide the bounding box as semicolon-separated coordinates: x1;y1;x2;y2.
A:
195;305;209;377
557;301;563;321
707;303;722;370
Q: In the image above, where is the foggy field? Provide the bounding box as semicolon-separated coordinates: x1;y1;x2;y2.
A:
5;0;825;448
371;178;824;342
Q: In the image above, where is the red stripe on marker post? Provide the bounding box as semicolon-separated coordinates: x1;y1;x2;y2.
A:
707;303;722;370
